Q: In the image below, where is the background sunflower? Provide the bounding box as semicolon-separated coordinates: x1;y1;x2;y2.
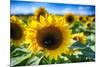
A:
72;32;86;45
64;13;76;25
34;7;48;21
10;16;26;47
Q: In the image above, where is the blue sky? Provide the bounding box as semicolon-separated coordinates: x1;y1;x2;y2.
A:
11;1;95;15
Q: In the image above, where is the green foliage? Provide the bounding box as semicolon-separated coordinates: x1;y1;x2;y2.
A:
11;48;32;66
11;48;44;66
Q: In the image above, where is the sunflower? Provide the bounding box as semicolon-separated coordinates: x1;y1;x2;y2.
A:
10;16;26;46
92;16;95;22
89;16;95;22
34;7;48;21
85;21;92;29
26;15;72;60
72;32;86;45
64;13;76;25
78;16;87;23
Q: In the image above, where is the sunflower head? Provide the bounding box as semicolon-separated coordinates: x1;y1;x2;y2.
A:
85;21;92;29
34;7;48;21
78;16;88;23
64;13;75;24
26;15;72;60
92;17;95;22
72;32;86;45
89;16;95;22
10;16;26;46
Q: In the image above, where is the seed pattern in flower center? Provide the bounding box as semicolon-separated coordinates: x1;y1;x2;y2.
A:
37;26;63;50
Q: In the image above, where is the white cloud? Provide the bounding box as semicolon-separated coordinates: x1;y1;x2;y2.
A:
61;8;73;14
22;9;30;14
11;7;30;14
79;11;88;15
78;6;91;11
14;7;21;11
77;6;91;15
11;7;21;14
32;7;37;11
78;6;84;10
76;11;91;15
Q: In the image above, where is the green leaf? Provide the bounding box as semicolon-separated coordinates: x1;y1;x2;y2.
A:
39;57;52;65
26;55;43;65
11;48;30;57
84;29;95;36
87;34;95;42
26;52;43;65
11;48;32;66
70;41;85;50
71;22;85;33
56;56;70;63
10;45;16;52
80;47;95;59
90;45;95;52
65;55;80;62
11;54;31;66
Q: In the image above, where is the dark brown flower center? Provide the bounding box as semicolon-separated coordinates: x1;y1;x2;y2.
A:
87;23;91;27
66;15;74;23
93;18;95;22
36;26;63;50
10;23;23;40
79;17;83;21
73;37;77;40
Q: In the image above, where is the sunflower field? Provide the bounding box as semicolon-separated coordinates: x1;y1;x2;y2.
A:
10;7;95;66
